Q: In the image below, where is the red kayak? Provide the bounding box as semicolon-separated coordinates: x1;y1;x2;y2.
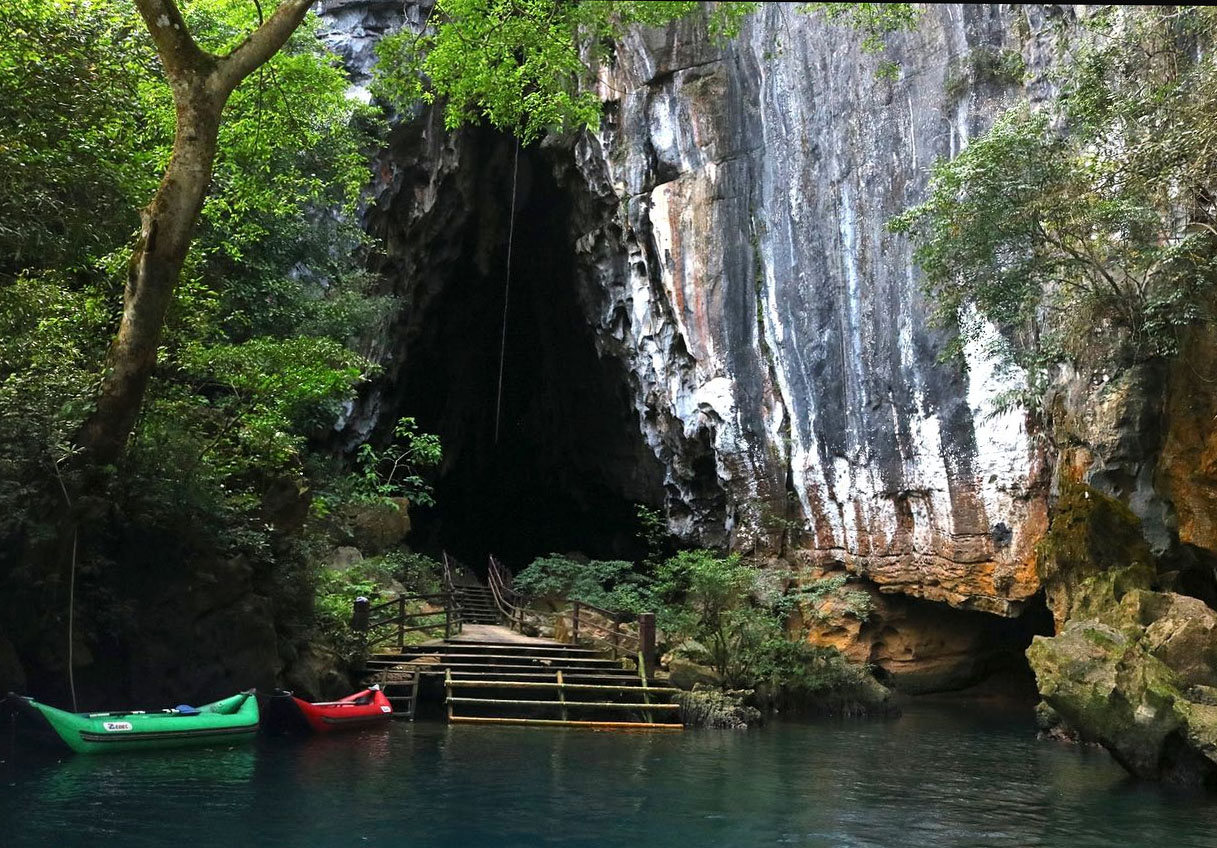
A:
289;685;393;733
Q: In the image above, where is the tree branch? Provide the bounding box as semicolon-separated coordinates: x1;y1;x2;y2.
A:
217;0;315;92
133;0;211;76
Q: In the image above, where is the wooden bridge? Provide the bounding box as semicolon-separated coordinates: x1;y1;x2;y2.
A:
351;555;681;730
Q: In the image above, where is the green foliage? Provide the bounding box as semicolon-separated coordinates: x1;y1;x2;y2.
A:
652;550;770;687
654;552;876;695
0;0;410;677
945;46;1025;102
513;554;648;612
312;552;444;663
749;639;873;699
778;572;875;624
0;0;158;281
349;417;443;508
374;0;756;144
512;547;875;699
802;3;919;53
635;503;672;570
893;7;1217;402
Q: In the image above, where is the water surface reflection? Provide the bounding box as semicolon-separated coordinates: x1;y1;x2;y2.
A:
4;699;1217;846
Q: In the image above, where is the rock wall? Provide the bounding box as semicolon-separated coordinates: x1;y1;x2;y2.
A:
318;3;1064;615
568;4;1071;616
314;1;1217;782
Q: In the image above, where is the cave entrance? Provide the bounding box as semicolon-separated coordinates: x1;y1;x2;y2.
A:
394;133;665;573
864;590;1054;697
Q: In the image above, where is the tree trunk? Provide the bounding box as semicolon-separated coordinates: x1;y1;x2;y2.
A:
74;0;315;467
77;90;222;465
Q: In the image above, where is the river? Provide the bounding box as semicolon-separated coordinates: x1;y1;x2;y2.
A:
4;696;1217;847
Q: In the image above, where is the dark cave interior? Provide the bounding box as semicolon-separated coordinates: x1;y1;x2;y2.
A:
391;137;665;573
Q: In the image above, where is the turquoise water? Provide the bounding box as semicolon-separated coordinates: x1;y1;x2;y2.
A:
5;697;1217;847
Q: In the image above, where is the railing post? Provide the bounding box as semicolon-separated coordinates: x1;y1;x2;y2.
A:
571;601;581;644
611;615;621;660
638;612;656;680
444;594;452;639
351;597;369;632
397;596;405;651
557;670;568;722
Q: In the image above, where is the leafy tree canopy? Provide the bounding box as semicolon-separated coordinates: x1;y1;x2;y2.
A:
374;0;757;144
0;0;393;562
891;6;1217;409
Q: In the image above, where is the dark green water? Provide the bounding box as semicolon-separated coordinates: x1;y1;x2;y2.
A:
5;698;1217;847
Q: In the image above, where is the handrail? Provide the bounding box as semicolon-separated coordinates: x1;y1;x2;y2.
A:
441;551;457;594
559;601;640;661
486;554;657;679
488;554;531;631
368;592;456;613
566;597;633;622
352;590;464;651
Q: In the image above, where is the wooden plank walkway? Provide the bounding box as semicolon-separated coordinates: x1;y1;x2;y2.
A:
362;625;683;730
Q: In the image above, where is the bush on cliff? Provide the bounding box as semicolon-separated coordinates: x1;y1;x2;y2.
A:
892;6;1217;410
512;548;881;714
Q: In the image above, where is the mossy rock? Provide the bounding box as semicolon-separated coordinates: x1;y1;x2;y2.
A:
1028;595;1217;787
1038;481;1155;624
675;687;760;729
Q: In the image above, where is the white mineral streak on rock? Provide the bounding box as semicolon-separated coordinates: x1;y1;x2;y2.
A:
317;1;1069;614
577;4;1059;613
961;308;1033;527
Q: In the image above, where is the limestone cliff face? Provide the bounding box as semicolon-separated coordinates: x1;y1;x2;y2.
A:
317;3;1217;618
317;3;1065;617
315;2;1217;776
568;4;1068;616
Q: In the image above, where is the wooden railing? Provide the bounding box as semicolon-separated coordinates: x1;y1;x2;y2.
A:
487;554;530;631
488;555;658;679
441;551;458;593
352;592;463;651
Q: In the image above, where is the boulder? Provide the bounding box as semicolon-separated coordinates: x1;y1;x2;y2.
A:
668;657;722;691
675;688;760;729
1027;590;1217;787
282;643;351;701
342;498;411;554
328;546;365;572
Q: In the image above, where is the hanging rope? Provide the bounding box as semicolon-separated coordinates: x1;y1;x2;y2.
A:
494;138;521;445
53;456;78;712
67;527;78;712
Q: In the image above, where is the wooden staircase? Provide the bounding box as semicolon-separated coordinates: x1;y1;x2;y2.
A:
451;584;499;625
363;638;682;729
370;665;421;720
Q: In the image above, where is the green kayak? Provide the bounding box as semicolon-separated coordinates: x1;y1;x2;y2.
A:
11;690;259;754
